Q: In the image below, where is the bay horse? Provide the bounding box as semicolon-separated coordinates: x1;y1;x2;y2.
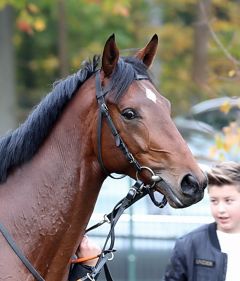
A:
0;34;207;281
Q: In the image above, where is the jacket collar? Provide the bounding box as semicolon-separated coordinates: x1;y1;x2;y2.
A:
208;222;221;250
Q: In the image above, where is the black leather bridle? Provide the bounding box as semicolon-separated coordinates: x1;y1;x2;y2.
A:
95;69;167;207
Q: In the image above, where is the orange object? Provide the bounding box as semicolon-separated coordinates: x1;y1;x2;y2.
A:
71;255;100;264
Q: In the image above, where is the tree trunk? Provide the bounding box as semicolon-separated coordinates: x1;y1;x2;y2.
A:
58;0;69;77
192;0;211;87
0;5;16;134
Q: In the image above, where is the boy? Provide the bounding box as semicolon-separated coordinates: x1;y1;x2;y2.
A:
164;161;240;281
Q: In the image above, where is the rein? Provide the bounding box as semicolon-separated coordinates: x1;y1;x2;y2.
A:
73;179;167;281
0;223;45;281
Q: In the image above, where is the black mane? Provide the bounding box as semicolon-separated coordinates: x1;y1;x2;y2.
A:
0;55;149;183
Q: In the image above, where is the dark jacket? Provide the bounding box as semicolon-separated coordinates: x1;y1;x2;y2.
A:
69;263;94;281
164;222;227;281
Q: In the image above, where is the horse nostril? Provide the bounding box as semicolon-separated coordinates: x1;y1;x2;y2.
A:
181;174;200;197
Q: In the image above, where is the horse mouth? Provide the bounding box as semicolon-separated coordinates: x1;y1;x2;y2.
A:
154;181;184;208
136;167;204;208
154;178;204;209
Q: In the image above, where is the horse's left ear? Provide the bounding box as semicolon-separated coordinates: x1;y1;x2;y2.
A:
135;34;158;68
102;34;119;77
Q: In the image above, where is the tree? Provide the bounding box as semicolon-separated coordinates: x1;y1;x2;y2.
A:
0;5;16;134
57;0;69;77
153;0;240;115
1;0;240;121
192;0;211;87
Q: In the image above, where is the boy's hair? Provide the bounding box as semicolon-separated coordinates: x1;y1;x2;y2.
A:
207;161;240;190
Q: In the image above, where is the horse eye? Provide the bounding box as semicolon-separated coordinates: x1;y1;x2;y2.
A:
121;108;137;120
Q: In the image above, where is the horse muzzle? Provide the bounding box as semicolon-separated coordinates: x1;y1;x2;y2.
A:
154;173;206;208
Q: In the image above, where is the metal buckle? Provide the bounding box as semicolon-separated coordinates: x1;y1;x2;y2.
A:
103;214;111;224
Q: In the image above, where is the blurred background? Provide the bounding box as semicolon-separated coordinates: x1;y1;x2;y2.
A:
0;0;240;280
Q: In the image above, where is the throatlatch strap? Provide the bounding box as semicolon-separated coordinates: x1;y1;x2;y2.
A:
0;222;45;281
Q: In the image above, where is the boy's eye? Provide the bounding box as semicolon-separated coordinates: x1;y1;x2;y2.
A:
210;199;217;204
226;198;233;204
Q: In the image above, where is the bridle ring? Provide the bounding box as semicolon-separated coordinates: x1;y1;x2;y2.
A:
136;166;159;188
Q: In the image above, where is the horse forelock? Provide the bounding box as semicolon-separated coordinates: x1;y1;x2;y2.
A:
110;57;150;101
0;55;149;184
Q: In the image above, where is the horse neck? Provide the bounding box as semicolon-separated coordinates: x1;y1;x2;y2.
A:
0;78;106;281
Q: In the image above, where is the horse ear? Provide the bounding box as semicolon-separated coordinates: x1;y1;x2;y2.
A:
102;34;119;77
135;34;158;68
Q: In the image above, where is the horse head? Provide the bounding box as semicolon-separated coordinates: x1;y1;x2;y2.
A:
97;34;207;208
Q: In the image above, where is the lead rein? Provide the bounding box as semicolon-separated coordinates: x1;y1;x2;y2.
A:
71;180;167;281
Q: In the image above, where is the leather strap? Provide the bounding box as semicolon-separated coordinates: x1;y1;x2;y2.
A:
86;181;146;281
0;222;45;281
95;70;142;178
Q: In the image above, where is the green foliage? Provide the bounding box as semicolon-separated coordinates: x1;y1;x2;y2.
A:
11;0;151;110
152;0;240;115
2;0;240;116
2;0;240;158
0;0;25;10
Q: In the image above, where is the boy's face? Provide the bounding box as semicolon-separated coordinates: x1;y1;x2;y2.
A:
209;184;240;233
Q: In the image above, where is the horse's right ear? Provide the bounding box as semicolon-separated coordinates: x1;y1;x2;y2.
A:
101;34;119;77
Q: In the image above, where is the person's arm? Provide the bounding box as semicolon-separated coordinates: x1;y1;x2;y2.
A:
163;238;188;281
68;236;101;281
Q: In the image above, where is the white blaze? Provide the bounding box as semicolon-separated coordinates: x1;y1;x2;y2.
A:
146;88;157;103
